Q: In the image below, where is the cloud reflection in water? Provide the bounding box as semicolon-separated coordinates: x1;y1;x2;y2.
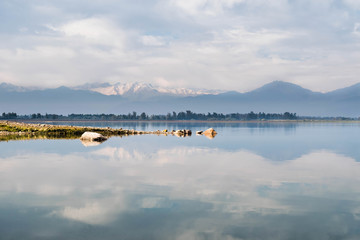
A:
1;143;360;239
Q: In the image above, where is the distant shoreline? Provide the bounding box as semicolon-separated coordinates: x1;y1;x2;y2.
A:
11;119;360;124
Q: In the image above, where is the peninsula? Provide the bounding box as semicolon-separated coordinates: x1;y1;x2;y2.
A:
0;120;216;141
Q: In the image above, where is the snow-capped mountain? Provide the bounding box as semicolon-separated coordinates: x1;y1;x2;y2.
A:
76;82;224;98
1;81;360;116
90;82;158;97
156;86;222;96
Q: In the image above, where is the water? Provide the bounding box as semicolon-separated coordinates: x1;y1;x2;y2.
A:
1;122;360;239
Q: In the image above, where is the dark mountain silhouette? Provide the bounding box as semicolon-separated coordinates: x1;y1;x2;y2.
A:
244;81;323;100
0;81;359;117
327;82;360;100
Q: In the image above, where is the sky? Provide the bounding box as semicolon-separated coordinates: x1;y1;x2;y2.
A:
0;0;360;92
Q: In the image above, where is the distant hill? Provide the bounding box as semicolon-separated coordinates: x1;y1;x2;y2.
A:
0;82;33;92
0;81;359;117
243;81;322;100
326;82;360;100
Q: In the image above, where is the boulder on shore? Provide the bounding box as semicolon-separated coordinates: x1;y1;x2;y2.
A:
203;128;217;139
80;132;107;142
173;129;192;137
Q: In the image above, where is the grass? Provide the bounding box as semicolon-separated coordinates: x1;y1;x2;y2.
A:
0;121;127;141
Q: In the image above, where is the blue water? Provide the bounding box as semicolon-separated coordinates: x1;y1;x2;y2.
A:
1;122;360;239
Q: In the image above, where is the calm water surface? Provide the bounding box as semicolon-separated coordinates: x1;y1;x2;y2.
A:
1;122;360;239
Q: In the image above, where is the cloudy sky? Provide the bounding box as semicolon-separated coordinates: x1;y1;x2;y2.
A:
0;0;360;92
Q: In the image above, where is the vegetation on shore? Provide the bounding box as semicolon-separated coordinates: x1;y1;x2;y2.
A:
2;111;357;121
1;111;301;121
0;120;209;142
0;120;162;142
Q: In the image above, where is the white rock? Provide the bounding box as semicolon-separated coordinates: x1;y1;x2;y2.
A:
80;132;107;141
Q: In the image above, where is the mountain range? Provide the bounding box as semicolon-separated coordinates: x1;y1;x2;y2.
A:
74;82;224;98
0;81;359;117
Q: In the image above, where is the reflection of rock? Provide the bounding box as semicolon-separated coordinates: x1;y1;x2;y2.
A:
203;128;217;139
174;130;181;137
196;131;203;135
81;140;103;147
80;132;107;146
80;132;107;142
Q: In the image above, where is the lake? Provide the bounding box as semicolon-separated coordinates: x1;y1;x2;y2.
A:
1;122;360;239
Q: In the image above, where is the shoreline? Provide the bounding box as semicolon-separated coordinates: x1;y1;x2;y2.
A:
9;119;360;124
0;120;191;142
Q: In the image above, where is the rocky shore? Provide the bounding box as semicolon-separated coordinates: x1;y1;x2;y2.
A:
0;120;217;141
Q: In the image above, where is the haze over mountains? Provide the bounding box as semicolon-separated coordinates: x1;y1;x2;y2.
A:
0;81;359;117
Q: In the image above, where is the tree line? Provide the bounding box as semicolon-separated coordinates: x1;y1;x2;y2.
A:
1;111;299;121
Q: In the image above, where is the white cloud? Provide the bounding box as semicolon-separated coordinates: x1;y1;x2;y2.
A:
220;27;293;49
33;5;62;16
18;46;76;59
50;18;126;48
140;35;166;46
353;22;360;36
343;0;360;9
171;0;245;16
172;0;245;16
154;77;172;87
0;0;360;91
